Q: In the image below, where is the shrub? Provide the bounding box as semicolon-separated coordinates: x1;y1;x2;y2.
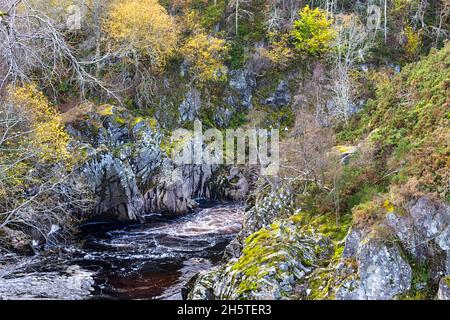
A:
7;84;70;164
181;32;230;85
104;0;179;72
291;5;335;57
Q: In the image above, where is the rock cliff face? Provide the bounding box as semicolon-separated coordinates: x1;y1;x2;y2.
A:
225;69;256;111
261;80;291;109
67;105;251;222
67;105;163;222
187;193;450;300
179;88;201;123
320;197;450;300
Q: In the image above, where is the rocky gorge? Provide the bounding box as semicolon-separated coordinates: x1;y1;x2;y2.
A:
0;0;449;302
186;193;450;300
66;103;253;223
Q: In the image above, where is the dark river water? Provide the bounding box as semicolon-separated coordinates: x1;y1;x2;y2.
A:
0;202;243;300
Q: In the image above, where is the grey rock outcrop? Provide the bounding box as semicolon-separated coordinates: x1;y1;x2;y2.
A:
261;80;291;108
334;196;450;299
188;220;332;300
68;106;163;222
357;240;411;299
214;107;233;128
386;197;450;278
187;187;449;300
179;88;201;122
224;69;256;110
144;161;214;214
342;227;362;258
68;105;251;222
334;233;412;300
82;149;145;222
0;264;94;300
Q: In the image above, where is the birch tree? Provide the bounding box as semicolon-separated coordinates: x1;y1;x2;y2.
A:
330;14;371;123
0;0;109;97
0;84;93;249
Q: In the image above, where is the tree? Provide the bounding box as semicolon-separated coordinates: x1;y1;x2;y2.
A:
7;84;70;163
403;25;421;61
291;5;335;57
260;31;294;70
104;0;179;72
226;0;253;36
279;109;335;191
181;32;230;85
265;0;301;32
0;84;93;249
0;0;108;97
330;14;370;124
103;0;179;106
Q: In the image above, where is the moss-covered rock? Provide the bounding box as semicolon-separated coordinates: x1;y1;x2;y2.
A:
188;211;333;299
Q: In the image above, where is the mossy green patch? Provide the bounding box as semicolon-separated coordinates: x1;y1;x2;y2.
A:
97;105;114;117
227;218;331;297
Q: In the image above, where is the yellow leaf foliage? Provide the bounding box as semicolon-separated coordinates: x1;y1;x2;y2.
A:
8;84;70;163
104;0;179;71
404;26;421;60
262;32;294;69
181;32;230;84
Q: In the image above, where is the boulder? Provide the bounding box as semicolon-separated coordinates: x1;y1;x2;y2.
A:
386;197;450;277
356;239;412;299
334;236;412;300
342;227;362;258
0;264;94;300
335;277;367;300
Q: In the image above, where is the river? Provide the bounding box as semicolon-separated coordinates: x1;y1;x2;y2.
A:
0;201;243;300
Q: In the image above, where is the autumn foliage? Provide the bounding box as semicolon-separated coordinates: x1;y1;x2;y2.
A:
104;0;179;71
181;32;230;84
8;84;70;164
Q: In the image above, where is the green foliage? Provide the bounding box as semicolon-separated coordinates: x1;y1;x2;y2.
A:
291;5;335;57
229;38;246;69
200;1;226;30
228;111;247;128
263;106;295;131
337;44;450;198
